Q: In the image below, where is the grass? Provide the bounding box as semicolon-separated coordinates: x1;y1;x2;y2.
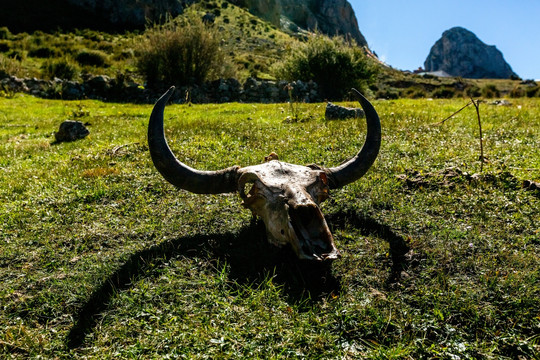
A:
0;93;539;358
0;0;295;83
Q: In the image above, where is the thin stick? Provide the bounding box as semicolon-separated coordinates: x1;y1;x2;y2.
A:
470;97;485;172
432;101;473;126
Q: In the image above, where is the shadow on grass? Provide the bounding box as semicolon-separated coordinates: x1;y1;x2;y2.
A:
67;212;409;349
326;209;411;282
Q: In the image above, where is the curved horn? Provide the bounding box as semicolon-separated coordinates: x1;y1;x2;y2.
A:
325;89;381;189
148;86;239;194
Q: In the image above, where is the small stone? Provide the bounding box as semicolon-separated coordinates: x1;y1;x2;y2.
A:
325;102;365;120
55;120;90;142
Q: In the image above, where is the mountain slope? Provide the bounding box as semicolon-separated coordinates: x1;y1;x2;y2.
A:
0;0;366;46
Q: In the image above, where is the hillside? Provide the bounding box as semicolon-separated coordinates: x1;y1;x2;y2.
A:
1;0;538;101
0;0;366;46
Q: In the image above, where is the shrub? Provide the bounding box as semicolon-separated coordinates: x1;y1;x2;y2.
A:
404;87;427;99
6;49;25;60
0;40;10;53
75;50;108;67
375;89;398;100
466;85;481;98
274;33;377;100
509;86;525;98
481;84;500;98
432;86;456;99
41;58;78;80
136;16;232;87
525;86;540;98
29;46;60;58
0;27;12;40
0;53;21;78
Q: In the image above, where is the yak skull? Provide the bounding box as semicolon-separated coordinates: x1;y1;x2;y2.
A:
148;87;381;261
238;160;338;260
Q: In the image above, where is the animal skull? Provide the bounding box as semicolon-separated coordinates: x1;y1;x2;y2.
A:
148;87;381;261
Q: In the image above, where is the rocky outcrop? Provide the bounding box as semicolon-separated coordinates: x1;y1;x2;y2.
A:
424;27;517;79
237;0;367;46
303;0;366;46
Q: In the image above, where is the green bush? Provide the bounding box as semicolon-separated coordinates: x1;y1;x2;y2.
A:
0;53;21;77
525;85;540;98
0;27;11;40
466;85;481;98
41;58;78;80
509;86;525;98
375;89;398;100
0;40;10;53
432;86;456;99
273;33;377;100
136;16;232;87
29;46;61;58
481;84;500;98
75;50;108;67
403;87;427;99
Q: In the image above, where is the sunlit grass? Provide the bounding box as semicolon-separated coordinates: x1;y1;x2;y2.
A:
0;94;538;358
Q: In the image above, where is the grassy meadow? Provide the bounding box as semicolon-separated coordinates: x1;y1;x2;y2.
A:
0;93;539;358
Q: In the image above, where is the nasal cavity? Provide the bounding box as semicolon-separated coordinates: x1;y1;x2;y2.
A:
288;205;332;252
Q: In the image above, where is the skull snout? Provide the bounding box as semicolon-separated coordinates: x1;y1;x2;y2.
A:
288;202;341;261
236;163;342;261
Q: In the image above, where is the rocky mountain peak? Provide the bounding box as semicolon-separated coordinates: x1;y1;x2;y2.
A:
232;0;367;46
424;26;517;79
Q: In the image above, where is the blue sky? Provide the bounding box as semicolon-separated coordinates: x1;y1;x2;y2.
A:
350;0;540;80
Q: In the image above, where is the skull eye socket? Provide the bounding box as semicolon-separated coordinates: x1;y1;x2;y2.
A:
319;172;328;185
240;182;256;198
309;172;330;203
238;173;261;199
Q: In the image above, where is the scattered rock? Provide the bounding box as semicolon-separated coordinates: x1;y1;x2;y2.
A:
0;72;321;103
325;102;364;120
85;75;111;94
240;77;320;103
55;120;90;142
489;99;511;106
62;81;85;100
0;76;28;93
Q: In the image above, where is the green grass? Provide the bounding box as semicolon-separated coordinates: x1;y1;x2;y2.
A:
0;0;295;83
0;94;539;358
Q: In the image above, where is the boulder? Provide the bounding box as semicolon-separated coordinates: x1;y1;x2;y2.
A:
325;102;364;120
55;120;90;142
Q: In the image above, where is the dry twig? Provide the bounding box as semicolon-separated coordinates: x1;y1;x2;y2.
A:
434;98;486;172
